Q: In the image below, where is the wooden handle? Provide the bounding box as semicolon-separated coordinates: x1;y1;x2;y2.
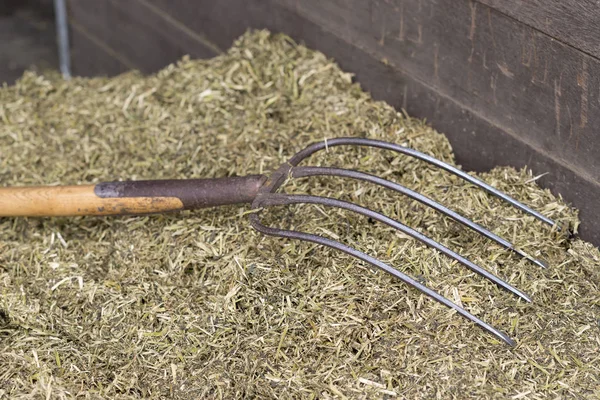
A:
0;185;184;216
0;176;267;217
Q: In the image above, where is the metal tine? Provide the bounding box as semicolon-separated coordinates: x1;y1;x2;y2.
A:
249;211;516;346
257;192;531;302
291;166;548;269
288;137;557;229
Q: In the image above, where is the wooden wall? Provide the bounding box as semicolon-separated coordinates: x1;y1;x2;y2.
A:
0;0;57;85
66;0;600;246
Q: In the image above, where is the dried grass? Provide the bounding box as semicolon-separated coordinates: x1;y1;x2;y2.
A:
0;30;598;399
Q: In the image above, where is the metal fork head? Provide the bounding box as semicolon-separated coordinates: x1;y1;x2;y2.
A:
250;137;557;346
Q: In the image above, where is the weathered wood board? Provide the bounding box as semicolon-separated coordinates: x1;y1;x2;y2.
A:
68;0;219;75
66;0;600;246
479;0;600;59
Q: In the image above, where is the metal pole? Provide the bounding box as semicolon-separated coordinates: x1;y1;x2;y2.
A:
54;0;71;79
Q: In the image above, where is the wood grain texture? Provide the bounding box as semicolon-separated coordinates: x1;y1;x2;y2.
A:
69;19;134;77
67;0;220;76
0;185;184;216
145;0;254;50
478;0;600;59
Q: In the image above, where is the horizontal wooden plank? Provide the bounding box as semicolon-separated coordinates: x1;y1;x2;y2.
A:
67;0;220;75
478;0;600;59
0;8;57;84
129;0;600;245
69;19;131;77
144;0;262;50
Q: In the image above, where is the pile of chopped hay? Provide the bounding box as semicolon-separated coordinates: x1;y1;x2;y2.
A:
0;30;598;399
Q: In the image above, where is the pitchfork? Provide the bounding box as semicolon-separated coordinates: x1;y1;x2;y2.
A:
0;137;558;346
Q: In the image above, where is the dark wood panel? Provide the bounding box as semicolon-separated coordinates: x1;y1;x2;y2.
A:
131;0;600;245
275;0;600;184
67;0;220;75
69;20;131;77
145;0;266;50
478;0;600;59
0;7;57;84
1;0;54;17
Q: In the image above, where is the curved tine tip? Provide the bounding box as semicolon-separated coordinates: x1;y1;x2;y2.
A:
512;247;549;269
517;251;549;269
516;290;532;303
478;320;516;346
505;286;531;303
496;330;517;347
528;257;549;269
